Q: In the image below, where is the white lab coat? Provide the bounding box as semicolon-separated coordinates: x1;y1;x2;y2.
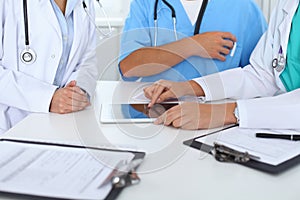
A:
0;0;98;133
194;0;300;129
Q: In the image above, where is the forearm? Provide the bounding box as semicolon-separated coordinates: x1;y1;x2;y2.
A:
120;37;195;77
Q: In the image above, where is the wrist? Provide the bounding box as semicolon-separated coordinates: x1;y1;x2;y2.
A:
183;36;199;57
226;103;238;125
188;80;204;96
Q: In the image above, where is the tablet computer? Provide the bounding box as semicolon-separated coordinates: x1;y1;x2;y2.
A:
100;103;178;124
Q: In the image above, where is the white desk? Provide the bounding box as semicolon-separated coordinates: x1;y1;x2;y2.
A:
1;81;300;200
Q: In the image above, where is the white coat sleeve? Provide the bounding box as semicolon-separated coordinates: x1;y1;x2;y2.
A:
193;0;283;102
66;0;98;98
0;2;57;113
193;26;279;102
193;1;300;129
237;89;300;129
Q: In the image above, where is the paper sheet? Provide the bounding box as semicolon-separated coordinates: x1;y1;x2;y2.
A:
196;127;300;165
0;141;134;200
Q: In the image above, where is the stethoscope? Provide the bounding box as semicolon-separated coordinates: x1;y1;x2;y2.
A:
272;46;286;72
154;0;208;46
20;0;112;65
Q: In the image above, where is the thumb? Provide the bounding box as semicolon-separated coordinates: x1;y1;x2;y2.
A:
66;80;77;88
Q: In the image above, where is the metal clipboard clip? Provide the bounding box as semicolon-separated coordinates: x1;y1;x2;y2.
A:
111;158;143;188
99;158;143;189
211;143;260;163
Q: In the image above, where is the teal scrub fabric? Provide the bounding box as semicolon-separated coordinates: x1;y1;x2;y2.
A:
280;4;300;92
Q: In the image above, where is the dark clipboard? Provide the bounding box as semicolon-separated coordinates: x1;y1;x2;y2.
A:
183;127;300;174
0;138;145;200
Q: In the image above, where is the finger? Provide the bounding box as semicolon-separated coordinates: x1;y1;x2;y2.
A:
58;91;88;107
171;115;191;128
162;106;182;126
221;32;237;42
61;89;90;108
219;47;230;56
62;99;89;112
63;102;87;113
68;86;86;95
154;114;165;125
222;40;235;49
149;85;167;107
71;102;89;111
53;100;74;114
172;118;184;128
153;107;179;126
70;96;90;107
181;122;199;130
143;86;154;100
68;93;90;106
158;90;175;102
215;53;226;62
66;80;77;87
63;87;88;102
153;102;177;125
70;91;89;102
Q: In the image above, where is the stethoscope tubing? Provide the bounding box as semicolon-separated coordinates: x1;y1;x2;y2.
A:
23;0;30;46
83;0;113;38
153;0;208;47
21;0;112;65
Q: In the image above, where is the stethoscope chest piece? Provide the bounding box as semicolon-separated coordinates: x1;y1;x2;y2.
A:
272;55;285;72
20;47;37;65
21;0;37;65
272;46;286;72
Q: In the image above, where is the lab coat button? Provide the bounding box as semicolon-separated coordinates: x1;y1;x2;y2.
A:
51;54;55;59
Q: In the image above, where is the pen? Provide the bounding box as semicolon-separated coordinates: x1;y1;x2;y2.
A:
256;133;300;141
230;42;237;57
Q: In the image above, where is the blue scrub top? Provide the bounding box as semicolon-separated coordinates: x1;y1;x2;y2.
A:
119;0;267;82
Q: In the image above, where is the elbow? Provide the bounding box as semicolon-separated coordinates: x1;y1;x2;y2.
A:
119;61;135;78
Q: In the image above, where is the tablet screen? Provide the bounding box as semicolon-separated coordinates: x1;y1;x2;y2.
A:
100;103;178;123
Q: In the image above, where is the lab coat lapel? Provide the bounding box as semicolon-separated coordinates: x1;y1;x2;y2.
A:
278;0;299;55
38;0;61;40
67;2;85;66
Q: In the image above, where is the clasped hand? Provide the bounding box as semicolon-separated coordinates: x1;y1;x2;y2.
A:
50;80;90;114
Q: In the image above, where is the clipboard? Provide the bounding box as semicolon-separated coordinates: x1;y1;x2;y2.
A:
183;127;300;174
0;138;145;200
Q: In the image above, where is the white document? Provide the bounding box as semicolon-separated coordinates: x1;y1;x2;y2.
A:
196;127;300;166
0;141;135;200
